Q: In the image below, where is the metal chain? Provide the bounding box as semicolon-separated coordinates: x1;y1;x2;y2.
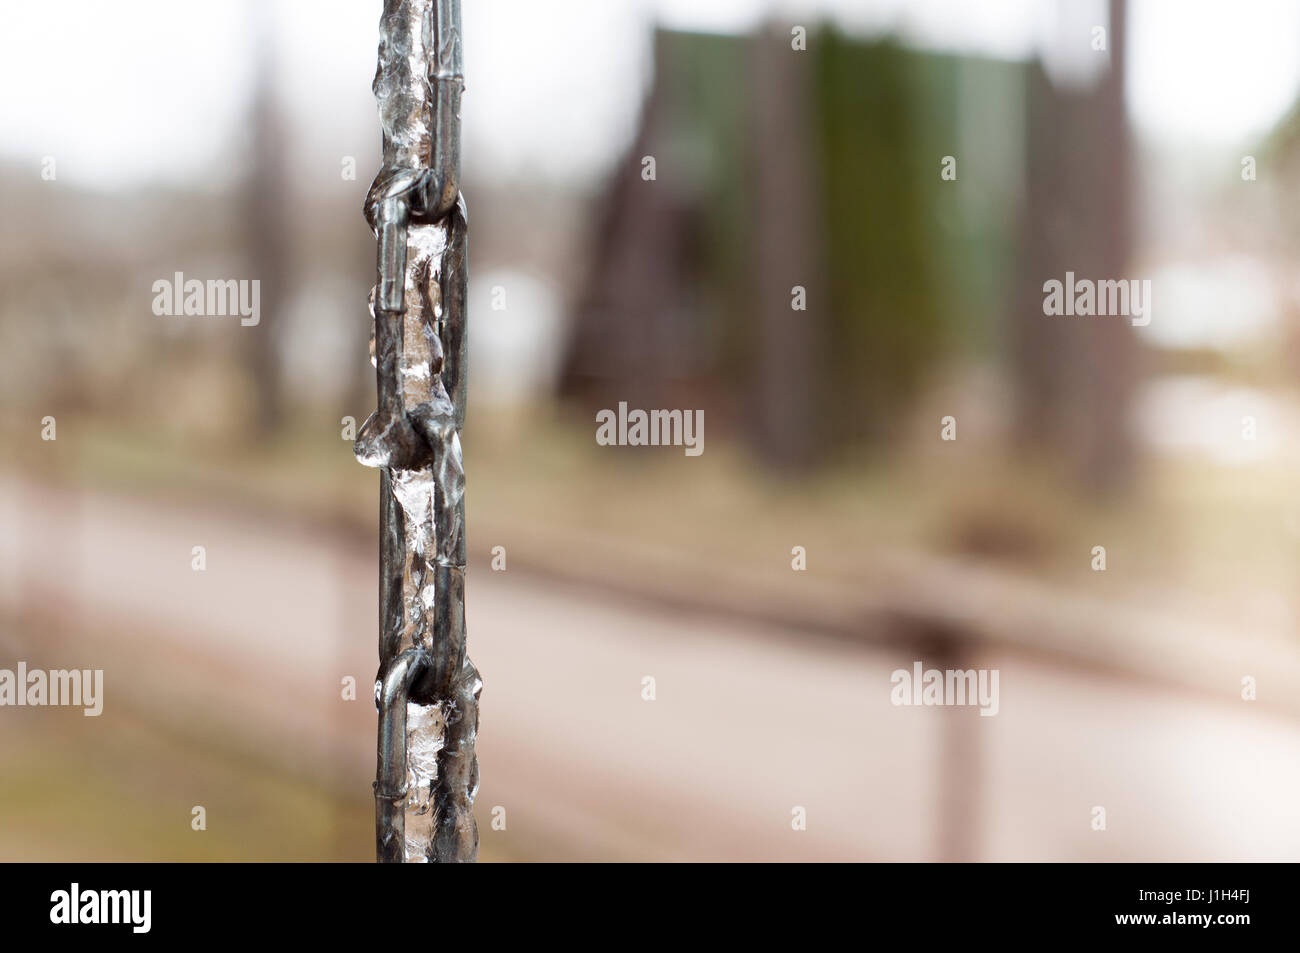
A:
356;0;478;863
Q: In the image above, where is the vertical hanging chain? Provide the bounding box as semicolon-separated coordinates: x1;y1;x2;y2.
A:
357;0;478;864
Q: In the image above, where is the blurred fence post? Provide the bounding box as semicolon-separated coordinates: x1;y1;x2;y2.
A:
243;4;287;437
748;24;827;470
1013;0;1136;496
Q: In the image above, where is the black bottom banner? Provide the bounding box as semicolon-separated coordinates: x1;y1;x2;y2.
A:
0;861;1277;941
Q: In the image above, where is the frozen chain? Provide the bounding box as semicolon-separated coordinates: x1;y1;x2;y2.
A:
356;0;478;864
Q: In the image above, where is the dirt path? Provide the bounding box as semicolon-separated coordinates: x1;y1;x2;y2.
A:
3;475;1299;861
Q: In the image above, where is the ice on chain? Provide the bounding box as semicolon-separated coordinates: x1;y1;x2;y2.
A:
359;0;478;863
390;219;450;655
389;219;450;863
403;700;446;862
374;0;433;167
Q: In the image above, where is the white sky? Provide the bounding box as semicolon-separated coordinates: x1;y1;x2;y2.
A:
1;0;1298;191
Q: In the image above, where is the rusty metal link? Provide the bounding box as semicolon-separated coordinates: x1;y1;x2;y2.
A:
356;0;477;864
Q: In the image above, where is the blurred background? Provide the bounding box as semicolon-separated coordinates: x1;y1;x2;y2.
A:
3;0;1300;861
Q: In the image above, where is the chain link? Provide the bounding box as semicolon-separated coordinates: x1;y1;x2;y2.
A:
356;0;478;864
